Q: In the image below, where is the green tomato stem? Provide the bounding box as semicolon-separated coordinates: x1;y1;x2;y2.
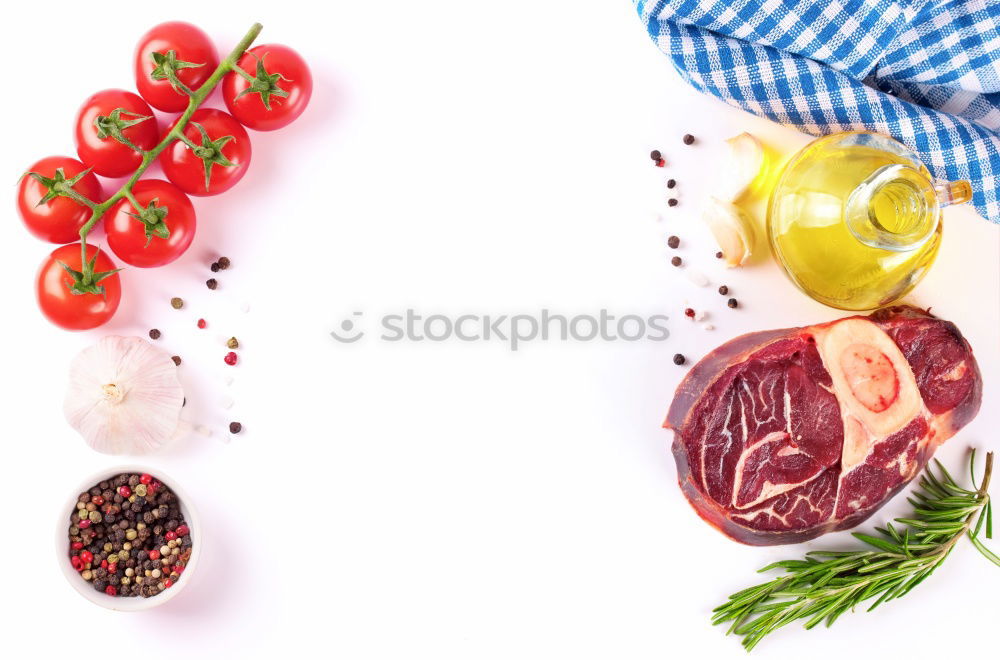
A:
76;21;263;283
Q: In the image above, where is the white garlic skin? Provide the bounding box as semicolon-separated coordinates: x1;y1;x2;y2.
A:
64;336;185;455
717;132;766;202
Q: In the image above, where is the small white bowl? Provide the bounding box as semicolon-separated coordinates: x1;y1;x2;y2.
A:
56;465;202;611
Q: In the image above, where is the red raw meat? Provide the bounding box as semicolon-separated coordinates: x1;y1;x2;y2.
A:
666;306;981;545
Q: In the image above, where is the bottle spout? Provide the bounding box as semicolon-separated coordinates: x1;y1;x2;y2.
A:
845;164;941;252
934;179;972;208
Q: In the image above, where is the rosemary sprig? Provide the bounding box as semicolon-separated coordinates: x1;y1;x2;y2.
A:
713;450;995;652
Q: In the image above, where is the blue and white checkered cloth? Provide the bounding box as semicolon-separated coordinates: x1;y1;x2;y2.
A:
635;0;1000;222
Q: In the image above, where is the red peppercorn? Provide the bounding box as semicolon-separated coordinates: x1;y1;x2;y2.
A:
105;585;117;596
140;473;153;485
224;351;238;366
163;579;174;588
197;318;207;329
684;308;695;318
175;524;190;536
149;550;160;561
78;519;92;529
656;158;666;167
80;550;93;564
91;495;104;506
165;531;178;541
173;565;184;574
118;485;132;498
71;556;83;571
71;541;84;551
108;562;117;573
101;559;109;569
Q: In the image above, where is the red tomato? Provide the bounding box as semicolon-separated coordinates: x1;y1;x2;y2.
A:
134;22;218;113
37;243;121;330
74;89;159;178
222;44;313;131
17;156;102;243
160;108;251;196
106;179;196;267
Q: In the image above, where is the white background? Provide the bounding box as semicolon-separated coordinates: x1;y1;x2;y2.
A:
1;1;998;658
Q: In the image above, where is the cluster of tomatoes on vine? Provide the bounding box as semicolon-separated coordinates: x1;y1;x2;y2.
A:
17;22;311;330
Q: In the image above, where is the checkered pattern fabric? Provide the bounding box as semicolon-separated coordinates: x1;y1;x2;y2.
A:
635;0;1000;222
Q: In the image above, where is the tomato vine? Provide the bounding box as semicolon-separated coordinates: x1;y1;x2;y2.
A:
53;22;264;294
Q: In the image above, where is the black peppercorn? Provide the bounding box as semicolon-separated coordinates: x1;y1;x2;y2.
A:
682;134;695;145
667;198;678;207
229;421;242;434
728;298;739;309
667;235;680;249
210;262;220;272
171;356;182;366
666;178;676;189
649;149;661;162
217;256;231;270
715;251;723;259
149;329;161;340
718;285;729;295
671;256;682;267
206;278;218;290
673;353;686;365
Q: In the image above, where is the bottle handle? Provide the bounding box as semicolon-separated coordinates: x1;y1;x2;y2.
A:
934;180;973;208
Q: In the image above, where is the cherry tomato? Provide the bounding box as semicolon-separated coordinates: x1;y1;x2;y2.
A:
37;244;121;330
74;89;159;178
134;22;218;113
222;44;313;131
17;156;102;243
106;179;196;267
160;108;251;196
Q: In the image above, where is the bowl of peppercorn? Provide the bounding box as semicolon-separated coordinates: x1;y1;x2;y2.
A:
56;466;201;610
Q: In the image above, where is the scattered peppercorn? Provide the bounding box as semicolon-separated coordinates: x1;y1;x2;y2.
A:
683;134;695;145
667;198;678;207
718;285;729;295
224;352;238;366
226;337;239;349
171;356;182;366
650;149;661;162
715;251;723;259
666;179;676;189
197;319;206;329
229;422;242;434
673;353;686;365
206;278;218;290
728;298;739;309
217;256;231;270
170;297;184;309
210;262;220;273
656;158;666;168
684;308;695;318
68;472;192;599
148;329;161;340
671;256;682;267
667;235;680;249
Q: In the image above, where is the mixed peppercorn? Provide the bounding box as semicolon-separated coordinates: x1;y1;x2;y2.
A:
67;473;192;598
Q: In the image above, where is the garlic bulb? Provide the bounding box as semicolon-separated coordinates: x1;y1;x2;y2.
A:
717;132;765;202
703;196;757;267
64;336;185;455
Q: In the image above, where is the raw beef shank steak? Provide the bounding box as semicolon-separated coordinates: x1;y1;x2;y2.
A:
666;306;981;545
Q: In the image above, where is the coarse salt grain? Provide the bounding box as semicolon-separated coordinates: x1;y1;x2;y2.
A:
703;323;715;331
694;310;707;321
685;269;709;287
220;395;234;409
195;424;212;437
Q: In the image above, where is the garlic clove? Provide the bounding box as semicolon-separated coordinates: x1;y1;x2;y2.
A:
64;336;185;455
717;132;765;202
703;196;757;267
